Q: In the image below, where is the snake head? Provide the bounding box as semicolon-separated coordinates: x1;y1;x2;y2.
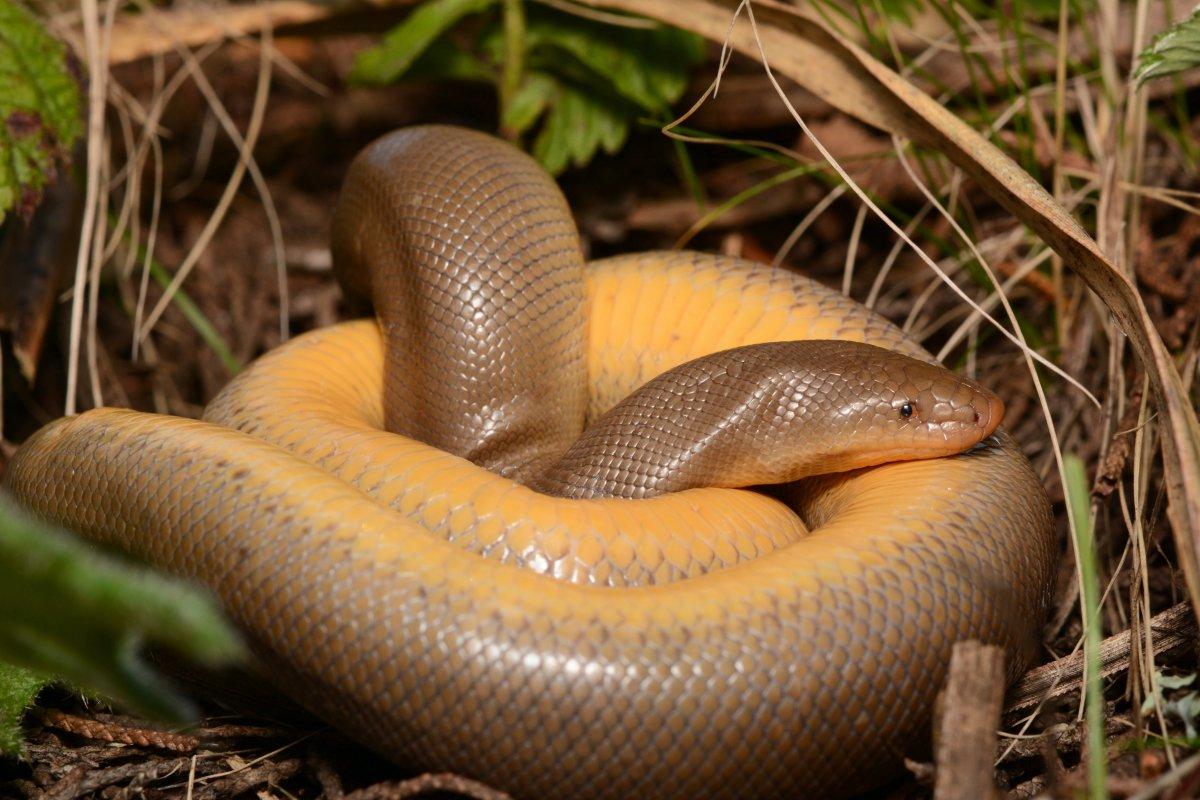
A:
548;339;1009;494
813;340;1005;471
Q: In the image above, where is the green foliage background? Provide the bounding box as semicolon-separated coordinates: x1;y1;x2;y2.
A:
351;0;705;173
0;0;81;224
0;496;244;754
1136;5;1200;85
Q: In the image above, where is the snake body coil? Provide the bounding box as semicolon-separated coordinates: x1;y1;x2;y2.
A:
5;126;1056;798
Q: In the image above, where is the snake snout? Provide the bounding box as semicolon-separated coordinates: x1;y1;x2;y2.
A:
906;371;1005;451
788;343;1009;473
848;350;1009;465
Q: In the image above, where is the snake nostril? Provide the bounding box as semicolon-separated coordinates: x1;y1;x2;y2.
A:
973;409;981;425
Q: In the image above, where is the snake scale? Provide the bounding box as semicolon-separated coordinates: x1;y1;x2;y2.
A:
5;126;1056;798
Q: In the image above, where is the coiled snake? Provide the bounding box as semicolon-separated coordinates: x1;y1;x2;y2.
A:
5;126;1056;798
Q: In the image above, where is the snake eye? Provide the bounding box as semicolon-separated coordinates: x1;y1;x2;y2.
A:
899;402;914;419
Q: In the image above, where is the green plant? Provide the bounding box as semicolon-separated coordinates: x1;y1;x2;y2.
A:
1136;4;1200;85
350;0;705;174
0;0;81;224
1065;454;1108;800
1141;671;1200;740
0;495;244;754
0;2;248;755
0;666;44;754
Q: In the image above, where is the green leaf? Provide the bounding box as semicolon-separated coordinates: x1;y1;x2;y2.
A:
523;7;705;112
1159;672;1197;691
349;0;498;86
348;1;700;171
502;71;557;135
0;0;82;225
596;104;627;154
530;77;629;174
495;6;692;173
0;663;44;756
1136;5;1200;85
1142;670;1200;715
560;84;596;167
407;38;494;82
532;80;571;174
0;494;244;726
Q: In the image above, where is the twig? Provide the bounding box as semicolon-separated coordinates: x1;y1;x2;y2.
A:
191;757;302;800
37;709;199;753
934;641;1006;800
1006;601;1195;713
194;723;296;739
996;714;1128;763
1093;378;1147;496
38;757;192;800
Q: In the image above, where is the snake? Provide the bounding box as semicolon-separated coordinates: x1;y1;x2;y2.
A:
4;126;1056;798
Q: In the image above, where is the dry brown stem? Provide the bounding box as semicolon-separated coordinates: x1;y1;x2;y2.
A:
934;641;1006;800
1007;602;1195;713
36;709;199;753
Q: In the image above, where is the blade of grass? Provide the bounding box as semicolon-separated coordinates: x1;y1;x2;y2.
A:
668;126;706;209
1065;453;1108;800
109;212;242;375
148;262;241;375
66;0;108;416
674;162;816;247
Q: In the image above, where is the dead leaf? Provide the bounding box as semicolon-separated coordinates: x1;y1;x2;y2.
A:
0;176;80;381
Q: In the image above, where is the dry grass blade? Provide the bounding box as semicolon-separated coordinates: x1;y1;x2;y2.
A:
52;0;414;65
134;31;275;345
66;0;110;416
574;0;1200;617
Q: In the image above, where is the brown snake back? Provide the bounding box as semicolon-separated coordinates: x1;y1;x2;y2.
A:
331;127;588;478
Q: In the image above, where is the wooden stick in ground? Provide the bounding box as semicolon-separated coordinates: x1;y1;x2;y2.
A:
1006;601;1195;713
934;641;1006;800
